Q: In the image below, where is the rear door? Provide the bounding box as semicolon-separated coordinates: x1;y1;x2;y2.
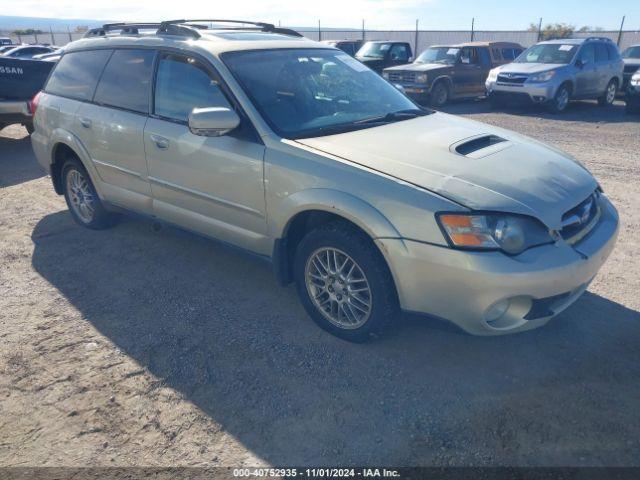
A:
594;42;611;92
144;52;267;254
388;43;412;68
74;48;156;213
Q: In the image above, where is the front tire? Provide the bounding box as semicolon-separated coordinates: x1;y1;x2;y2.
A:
62;158;115;230
429;81;449;108
598;79;617;107
548;84;571;113
294;222;399;342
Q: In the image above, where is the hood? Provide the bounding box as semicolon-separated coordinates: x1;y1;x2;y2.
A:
384;62;451;73
497;63;567;74
295;113;597;230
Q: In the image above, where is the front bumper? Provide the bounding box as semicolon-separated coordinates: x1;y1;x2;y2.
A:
486;80;558;104
0;99;31;126
377;196;619;335
393;82;432;101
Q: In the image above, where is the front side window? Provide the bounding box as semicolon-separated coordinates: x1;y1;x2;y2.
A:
356;42;391;59
416;47;459;64
501;48;515;60
223;48;424;139
390;44;409;62
460;47;479;65
516;43;578;64
154;53;232;122
94;49;155;114
45;49;112;101
578;44;596;64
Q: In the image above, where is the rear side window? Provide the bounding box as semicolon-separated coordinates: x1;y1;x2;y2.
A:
154;53;232;122
94;49;155;114
45;50;112;101
595;43;609;62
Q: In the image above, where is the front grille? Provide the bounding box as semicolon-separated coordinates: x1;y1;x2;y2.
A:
497;73;528;85
559;193;600;243
387;71;416;83
624;64;640;74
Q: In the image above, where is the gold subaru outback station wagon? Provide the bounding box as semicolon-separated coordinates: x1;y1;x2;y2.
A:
31;20;619;342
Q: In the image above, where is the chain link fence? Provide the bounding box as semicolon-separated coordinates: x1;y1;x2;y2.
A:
2;28;639;52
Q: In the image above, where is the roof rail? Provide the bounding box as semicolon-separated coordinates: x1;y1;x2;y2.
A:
83;19;302;40
582;36;615;43
162;19;303;37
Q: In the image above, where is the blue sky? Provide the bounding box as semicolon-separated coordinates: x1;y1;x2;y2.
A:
3;0;639;30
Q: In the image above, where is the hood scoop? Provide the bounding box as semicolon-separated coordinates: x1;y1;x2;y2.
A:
451;134;510;158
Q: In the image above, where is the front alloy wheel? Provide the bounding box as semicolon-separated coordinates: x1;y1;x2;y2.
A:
294;222;399;342
549;85;570;113
305;247;372;329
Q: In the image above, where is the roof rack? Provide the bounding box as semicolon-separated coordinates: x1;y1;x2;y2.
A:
582;36;615;43
84;19;302;39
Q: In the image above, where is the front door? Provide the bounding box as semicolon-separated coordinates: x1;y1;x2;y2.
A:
455;47;484;96
575;43;598;96
144;52;268;254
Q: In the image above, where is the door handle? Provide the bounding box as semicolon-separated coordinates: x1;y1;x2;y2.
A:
150;134;170;150
79;117;92;128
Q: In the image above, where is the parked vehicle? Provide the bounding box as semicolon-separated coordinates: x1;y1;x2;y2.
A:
0;56;57;133
486;37;623;113
32;49;64;62
32;21;618;341
621;44;640;92
320;39;363;57
0;37;13;46
355;41;413;73
1;45;57;59
626;70;640;114
383;41;523;106
0;45;17;55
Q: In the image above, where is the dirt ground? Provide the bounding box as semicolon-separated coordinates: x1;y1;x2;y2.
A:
1;100;639;468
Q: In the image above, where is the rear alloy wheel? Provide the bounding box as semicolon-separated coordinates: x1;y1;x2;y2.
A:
63;158;115;230
549;84;570;113
430;81;449;107
294;222;399;342
598;80;617;107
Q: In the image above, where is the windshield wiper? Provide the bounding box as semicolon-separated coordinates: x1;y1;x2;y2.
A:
354;109;429;125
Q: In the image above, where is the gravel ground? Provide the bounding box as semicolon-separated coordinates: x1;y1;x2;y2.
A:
1;100;639;468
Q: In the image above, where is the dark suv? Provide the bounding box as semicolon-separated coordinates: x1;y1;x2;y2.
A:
320;39;363;57
383;42;522;106
355;41;413;73
622;44;640;92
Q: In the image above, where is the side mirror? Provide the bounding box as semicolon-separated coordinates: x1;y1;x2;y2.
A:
576;59;585;69
188;107;240;137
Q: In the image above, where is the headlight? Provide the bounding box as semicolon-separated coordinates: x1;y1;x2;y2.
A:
382;71;390;80
529;70;556;83
415;73;428;83
486;68;499;82
437;213;553;255
631;73;640;86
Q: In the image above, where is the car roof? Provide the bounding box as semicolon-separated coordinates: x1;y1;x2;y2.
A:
539;37;613;45
429;41;522;48
63;29;327;56
362;40;407;44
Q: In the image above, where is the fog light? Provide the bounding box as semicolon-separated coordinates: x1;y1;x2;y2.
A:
485;299;510;322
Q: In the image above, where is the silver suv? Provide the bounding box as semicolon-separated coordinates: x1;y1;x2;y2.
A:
486;37;624;112
32;21;618;341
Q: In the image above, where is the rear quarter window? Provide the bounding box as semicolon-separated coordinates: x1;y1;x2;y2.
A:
45;49;112;101
93;49;155;113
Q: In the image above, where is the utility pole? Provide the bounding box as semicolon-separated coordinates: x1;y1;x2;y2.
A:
318;19;321;41
617;15;625;46
67;25;72;42
414;19;419;57
470;17;475;42
362;19;365;41
537;17;543;42
49;26;54;45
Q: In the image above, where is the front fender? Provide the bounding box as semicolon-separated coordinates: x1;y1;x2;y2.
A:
272;188;404;242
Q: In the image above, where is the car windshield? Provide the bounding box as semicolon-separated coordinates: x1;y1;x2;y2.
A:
416;47;459;64
515;43;578;64
356;42;391;58
223;48;428;139
622;46;640;59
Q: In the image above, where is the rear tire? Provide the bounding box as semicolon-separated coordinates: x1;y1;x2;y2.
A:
62;158;116;230
429;81;449;108
548;84;571;113
293;221;399;342
598;79;617;107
